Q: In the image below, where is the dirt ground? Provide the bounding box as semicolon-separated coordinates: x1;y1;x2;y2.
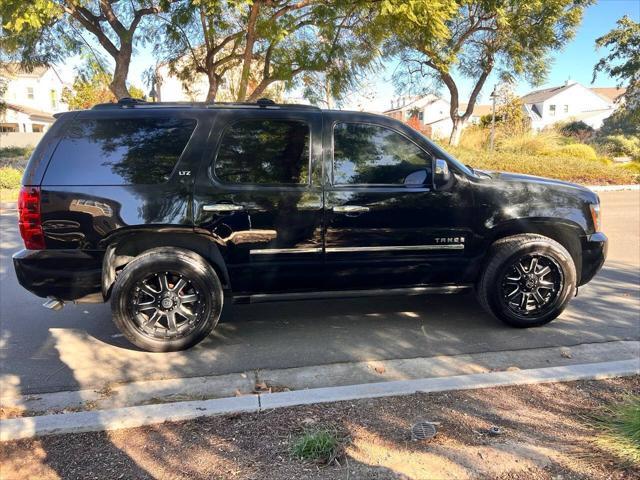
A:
1;376;638;480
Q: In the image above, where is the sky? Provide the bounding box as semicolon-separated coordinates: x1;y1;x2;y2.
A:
57;0;639;112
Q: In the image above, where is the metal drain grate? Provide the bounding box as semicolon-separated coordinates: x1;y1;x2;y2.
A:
411;421;437;441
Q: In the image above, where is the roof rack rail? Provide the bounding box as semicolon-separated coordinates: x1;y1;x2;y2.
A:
91;98;320;111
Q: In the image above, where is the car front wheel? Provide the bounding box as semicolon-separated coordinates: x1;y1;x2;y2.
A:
477;234;577;328
111;247;223;352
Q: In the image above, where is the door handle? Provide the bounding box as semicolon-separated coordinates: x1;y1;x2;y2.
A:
333;205;370;214
202;204;245;212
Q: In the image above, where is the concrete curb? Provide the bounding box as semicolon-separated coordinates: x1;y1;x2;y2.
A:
4;340;636;413
0;201;16;210
1;359;637;442
586;184;640;192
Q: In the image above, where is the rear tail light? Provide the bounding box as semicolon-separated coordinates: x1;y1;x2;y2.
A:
18;186;45;249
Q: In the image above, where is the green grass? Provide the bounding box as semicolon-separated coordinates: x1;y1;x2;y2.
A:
290;428;341;464
591;396;640;466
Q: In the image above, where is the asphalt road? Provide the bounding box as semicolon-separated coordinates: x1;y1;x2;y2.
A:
1;191;638;396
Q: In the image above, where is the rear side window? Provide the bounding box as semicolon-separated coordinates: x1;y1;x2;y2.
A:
214;119;309;185
43;117;196;185
333;122;432;186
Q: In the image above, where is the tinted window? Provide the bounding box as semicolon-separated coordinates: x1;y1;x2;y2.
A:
333;123;432;186
214;120;309;185
44;117;196;185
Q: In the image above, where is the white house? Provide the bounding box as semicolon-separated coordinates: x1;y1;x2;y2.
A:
0;64;69;133
153;59;284;103
383;94;491;139
521;80;624;131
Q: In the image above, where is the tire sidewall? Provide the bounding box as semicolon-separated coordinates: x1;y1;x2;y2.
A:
486;241;576;327
111;251;223;352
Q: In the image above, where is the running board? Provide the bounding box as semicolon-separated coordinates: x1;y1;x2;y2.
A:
233;285;472;304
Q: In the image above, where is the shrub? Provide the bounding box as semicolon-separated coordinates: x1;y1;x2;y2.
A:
0;147;33;169
0;167;22;189
596;134;640;160
553;143;598;161
458;125;488;150
448;146;638;185
558;121;595;143
497;131;561;155
0;146;32;158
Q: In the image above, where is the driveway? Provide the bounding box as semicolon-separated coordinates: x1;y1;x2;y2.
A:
1;191;638;396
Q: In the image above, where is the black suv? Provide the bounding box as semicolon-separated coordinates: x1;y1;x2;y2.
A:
14;99;607;352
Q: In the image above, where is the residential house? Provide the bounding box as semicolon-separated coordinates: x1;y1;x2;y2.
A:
153;60;284;103
521;80;624;131
0;64;69;134
383;94;492;139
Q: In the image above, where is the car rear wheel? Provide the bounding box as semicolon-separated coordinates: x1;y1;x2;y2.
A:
477;234;577;328
111;247;223;352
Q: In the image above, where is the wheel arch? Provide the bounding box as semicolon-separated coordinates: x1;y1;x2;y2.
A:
483;218;584;283
101;228;230;300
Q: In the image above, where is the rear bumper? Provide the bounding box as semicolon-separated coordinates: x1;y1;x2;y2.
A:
13;249;104;301
579;232;608;286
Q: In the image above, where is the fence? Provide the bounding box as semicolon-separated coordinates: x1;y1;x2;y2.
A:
0;132;45;148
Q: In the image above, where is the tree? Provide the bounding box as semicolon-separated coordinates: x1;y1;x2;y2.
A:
390;0;591;145
158;0;380;102
593;15;640;136
62;58;146;109
0;0;164;99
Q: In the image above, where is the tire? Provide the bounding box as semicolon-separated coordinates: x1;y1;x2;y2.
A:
477;234;577;328
111;247;223;352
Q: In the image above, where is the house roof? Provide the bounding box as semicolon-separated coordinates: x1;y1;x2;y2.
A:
0;63;49;78
5;103;55;122
520;84;576;104
590;87;626;102
459;103;493;117
383;94;441;113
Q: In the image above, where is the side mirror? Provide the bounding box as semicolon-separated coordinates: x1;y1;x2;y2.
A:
434;159;451;187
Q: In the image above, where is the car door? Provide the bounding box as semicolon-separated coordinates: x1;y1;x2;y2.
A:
322;112;475;291
193;109;324;294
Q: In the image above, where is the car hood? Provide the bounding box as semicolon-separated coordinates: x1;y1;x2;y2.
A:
479;170;595;195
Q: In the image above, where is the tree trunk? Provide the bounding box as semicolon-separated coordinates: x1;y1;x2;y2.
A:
237;1;260;102
110;47;132;99
205;74;219;102
449;117;465;146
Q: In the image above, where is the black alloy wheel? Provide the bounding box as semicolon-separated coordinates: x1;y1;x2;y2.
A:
131;271;204;340
499;254;563;318
111;247;223;352
477;234;577;328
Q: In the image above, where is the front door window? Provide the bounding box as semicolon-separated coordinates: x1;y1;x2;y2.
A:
333;122;432;187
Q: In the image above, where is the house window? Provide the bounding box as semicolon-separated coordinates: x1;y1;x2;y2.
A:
27;87;34;100
549;105;556;116
50;90;57;109
563;105;569;113
418;112;424;121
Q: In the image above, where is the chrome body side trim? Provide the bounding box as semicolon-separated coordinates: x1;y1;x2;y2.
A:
250;247;322;255
233;285;472;303
325;244;464;253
